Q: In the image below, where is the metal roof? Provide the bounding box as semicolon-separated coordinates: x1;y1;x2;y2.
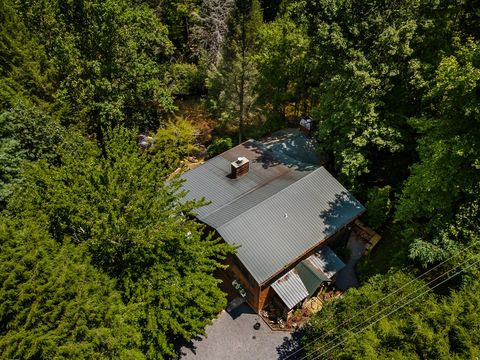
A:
296;259;331;296
271;246;344;309
261;128;320;166
180;140;314;224
271;269;309;309
181;138;365;285
308;246;346;279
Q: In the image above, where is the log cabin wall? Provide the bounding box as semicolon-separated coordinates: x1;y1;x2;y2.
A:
258;286;275;311
224;254;260;312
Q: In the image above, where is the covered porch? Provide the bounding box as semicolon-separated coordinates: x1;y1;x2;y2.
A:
270;246;346;316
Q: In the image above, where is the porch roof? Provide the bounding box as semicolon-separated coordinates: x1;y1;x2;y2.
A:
271;246;345;309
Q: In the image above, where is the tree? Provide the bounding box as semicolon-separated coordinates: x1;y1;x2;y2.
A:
0;0;55;111
0;218;144;359
396;40;480;266
207;0;263;142
12;0;176;134
305;0;459;189
0;101;63;206
6;127;233;358
364;185;392;230
151;117;199;169
303;272;480;359
255;14;310;128
191;0;234;67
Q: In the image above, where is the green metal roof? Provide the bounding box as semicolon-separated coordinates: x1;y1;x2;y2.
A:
181;134;364;284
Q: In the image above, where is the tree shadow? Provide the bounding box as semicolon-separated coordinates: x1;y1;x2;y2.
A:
262;128;320;165
319;191;365;236
276;329;305;360
243;139;317;172
174;335;203;359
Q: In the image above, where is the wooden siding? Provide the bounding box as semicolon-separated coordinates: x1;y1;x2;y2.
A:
224;254;260;311
258;286;274;311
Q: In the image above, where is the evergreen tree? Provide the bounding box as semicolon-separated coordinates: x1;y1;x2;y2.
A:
303;272;480;359
0;0;55;111
207;0;263;142
6;127;233;358
0;101;63;207
12;0;176;134
0;218;144;359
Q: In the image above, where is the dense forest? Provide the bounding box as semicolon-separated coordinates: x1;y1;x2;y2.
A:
1;0;479;359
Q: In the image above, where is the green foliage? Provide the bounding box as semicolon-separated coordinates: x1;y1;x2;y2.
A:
150;0;200;57
151;117;199;168
207;0;263;142
356;222;411;283
307;0;458;188
303;271;480;359
364;186;392;229
168;63;204;95
12;0;176;133
0;101;63;205
2;0;480;357
0;218;144;359
255;15;310;126
0;0;55;111
396;40;480;265
6;127;233;358
207;137;233;158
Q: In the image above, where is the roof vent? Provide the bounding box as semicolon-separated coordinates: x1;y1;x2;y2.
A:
231;156;249;178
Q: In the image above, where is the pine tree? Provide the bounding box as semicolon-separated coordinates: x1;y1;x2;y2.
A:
0;218;144;359
6;127;233;358
303;272;480;359
207;0;263;142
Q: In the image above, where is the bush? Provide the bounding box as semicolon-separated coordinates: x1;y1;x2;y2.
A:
207;137;233;158
364;185;392;229
169;63;204;95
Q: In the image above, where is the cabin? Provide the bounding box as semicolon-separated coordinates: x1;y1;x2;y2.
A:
181;129;365;313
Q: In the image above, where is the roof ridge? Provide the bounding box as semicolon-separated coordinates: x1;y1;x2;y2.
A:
217;167;327;230
200;139;317;226
202;166;309;223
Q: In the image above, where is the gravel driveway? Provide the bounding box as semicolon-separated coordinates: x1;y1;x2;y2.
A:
179;303;302;360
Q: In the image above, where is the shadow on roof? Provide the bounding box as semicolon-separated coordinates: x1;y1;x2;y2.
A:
243;139;317;172
319;191;365;235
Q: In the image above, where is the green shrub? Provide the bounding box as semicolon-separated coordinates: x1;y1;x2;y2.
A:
207;137;233;158
169;63;204;95
364;185;392;229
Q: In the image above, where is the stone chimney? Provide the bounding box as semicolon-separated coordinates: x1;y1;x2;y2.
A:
231;157;249;178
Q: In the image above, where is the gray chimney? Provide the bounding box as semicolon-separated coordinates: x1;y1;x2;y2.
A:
231;157;249;178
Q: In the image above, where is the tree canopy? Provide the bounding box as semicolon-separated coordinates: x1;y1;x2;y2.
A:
2;127;233;358
1;0;480;357
303;271;480;359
